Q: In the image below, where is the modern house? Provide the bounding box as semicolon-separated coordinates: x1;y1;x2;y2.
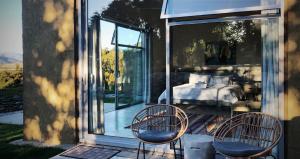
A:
22;0;300;158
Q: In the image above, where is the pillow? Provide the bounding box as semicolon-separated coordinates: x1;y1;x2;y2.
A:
189;74;211;84
194;82;207;88
208;76;230;87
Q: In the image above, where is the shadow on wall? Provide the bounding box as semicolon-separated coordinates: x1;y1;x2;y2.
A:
23;0;76;145
284;0;300;158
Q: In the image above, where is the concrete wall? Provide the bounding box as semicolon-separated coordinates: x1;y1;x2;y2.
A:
23;0;77;145
284;0;300;158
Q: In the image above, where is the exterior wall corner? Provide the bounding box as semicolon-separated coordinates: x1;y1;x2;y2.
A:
22;0;77;145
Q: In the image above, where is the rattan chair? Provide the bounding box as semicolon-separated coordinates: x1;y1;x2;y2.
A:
132;104;188;159
213;112;282;159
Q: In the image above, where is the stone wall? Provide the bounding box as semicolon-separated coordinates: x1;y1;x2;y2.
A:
23;0;77;145
284;0;300;158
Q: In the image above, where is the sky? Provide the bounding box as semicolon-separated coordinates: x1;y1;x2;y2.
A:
0;0;139;54
88;0;141;50
100;20;141;50
0;0;22;54
88;0;112;17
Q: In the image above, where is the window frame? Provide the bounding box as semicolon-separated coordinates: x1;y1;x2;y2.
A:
160;0;281;19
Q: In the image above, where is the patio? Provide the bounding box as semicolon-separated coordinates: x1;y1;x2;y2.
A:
50;143;225;159
50;109;281;159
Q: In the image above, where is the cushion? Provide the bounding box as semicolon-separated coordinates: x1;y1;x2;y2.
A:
208;76;230;87
138;130;178;143
189;74;211;84
213;141;265;157
194;82;207;88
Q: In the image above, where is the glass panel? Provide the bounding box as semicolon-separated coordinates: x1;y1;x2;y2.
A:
113;27;141;47
100;20;116;114
165;0;280;17
172;20;262;67
88;0;165;111
87;0;165;138
168;19;268;135
88;18;117;134
104;26;147;138
117;46;145;108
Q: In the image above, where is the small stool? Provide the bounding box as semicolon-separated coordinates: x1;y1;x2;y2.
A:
184;134;215;159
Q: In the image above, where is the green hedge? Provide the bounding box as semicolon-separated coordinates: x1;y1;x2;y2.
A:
0;70;23;89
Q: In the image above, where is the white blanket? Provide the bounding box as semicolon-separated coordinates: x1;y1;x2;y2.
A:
158;83;243;106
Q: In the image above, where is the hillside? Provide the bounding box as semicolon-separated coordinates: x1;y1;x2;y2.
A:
0;53;22;64
0;53;22;70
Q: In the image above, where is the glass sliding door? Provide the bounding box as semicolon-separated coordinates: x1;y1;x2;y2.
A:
116;26;146;109
88;16;149;136
167;17;279;136
88;18;117;134
167;17;279;157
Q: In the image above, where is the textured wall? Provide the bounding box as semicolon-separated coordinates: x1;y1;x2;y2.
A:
284;0;300;158
23;0;77;144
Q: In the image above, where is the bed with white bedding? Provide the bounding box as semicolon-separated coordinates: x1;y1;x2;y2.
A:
158;74;244;106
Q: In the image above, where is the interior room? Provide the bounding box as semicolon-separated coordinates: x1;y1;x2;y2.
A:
157;19;263;135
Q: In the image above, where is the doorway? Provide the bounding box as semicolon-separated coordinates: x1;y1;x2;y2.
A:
88;17;149;137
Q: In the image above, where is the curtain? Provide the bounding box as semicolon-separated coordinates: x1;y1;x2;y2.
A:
262;18;279;117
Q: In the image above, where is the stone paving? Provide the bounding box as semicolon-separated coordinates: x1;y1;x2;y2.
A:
10;139;74;150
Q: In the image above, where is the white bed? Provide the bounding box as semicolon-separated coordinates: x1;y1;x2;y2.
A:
158;74;244;106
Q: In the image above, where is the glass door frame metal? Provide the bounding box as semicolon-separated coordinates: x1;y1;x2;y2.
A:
164;9;284;159
164;10;281;105
88;15;104;134
88;15;150;134
101;17;149;110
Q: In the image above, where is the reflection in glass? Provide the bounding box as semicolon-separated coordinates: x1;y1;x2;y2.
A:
100;20;116;113
172;20;262;68
117;46;145;108
113;27;142;47
165;0;280;16
87;0;165;137
88;0;165;107
165;19;265;135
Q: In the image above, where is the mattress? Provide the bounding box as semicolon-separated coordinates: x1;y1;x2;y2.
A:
158;83;244;106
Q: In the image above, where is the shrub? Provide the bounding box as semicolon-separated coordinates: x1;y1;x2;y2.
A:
0;70;23;89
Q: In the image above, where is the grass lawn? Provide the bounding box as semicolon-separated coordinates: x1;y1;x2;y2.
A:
0;86;23;98
0;124;64;159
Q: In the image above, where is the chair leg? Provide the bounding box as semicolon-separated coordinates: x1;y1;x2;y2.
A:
170;141;174;149
143;142;146;159
137;142;141;159
269;154;277;159
173;141;176;159
179;138;182;159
